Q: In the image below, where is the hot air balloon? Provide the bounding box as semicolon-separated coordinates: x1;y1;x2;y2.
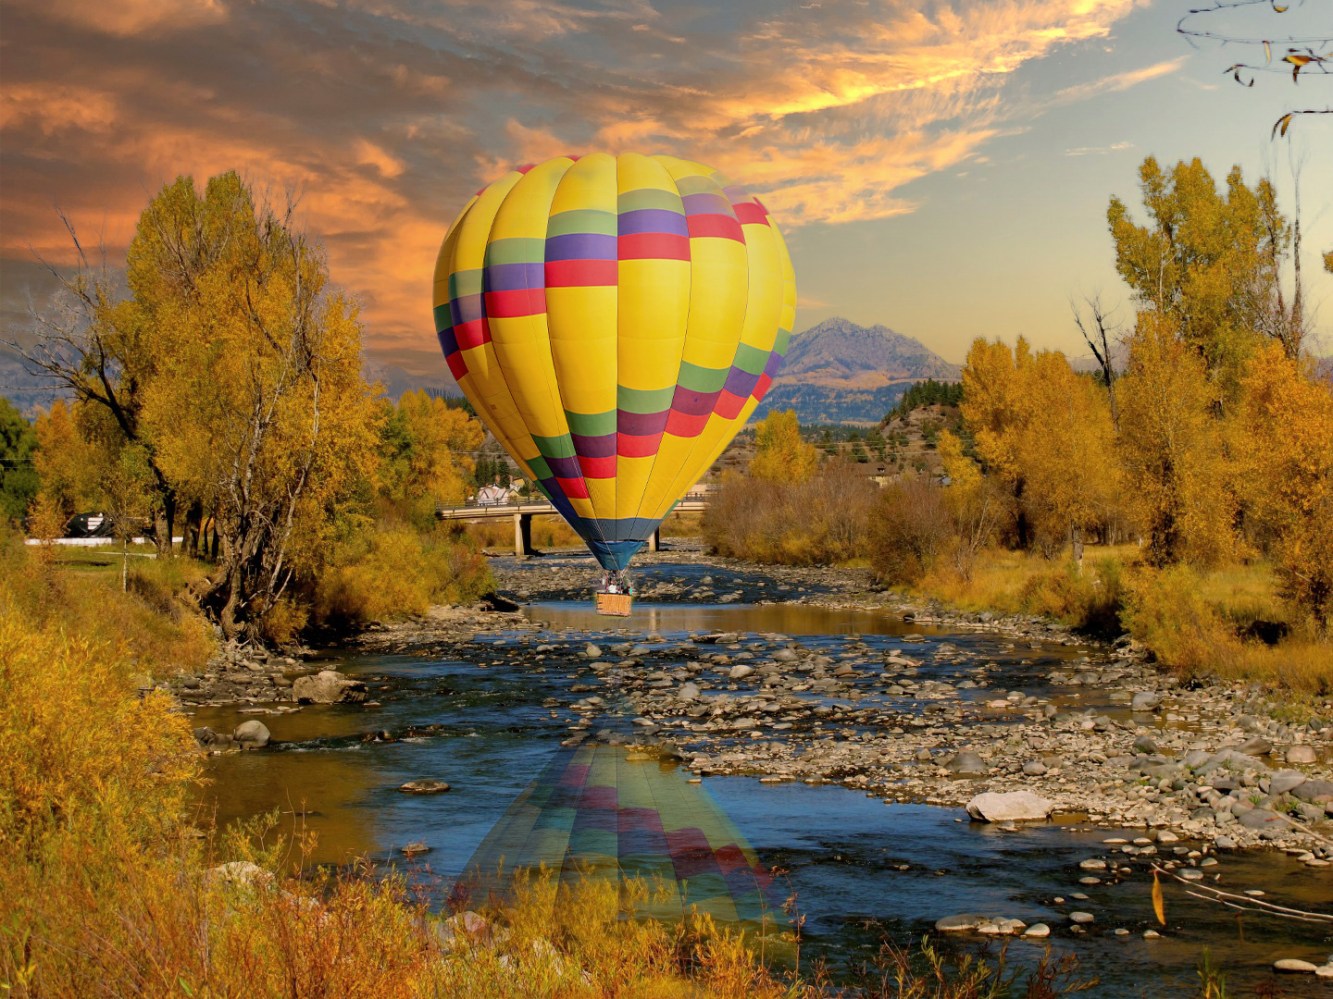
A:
433;153;795;612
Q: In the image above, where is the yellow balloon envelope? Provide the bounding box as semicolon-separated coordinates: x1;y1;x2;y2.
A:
432;152;796;570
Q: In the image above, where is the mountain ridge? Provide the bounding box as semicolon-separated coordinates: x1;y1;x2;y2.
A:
756;317;960;424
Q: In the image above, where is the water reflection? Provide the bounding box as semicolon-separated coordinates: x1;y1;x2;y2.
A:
524;600;945;637
461;743;777;928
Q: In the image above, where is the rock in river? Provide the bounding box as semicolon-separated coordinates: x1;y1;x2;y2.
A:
233;719;270;749
292;669;368;705
399;780;451;794
945;752;988;775
966;791;1055;823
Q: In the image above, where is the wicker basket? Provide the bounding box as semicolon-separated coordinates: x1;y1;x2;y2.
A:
594;591;633;617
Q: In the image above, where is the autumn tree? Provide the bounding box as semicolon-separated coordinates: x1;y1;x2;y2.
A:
376;390;483;526
1115;315;1239;567
959;338;1121;555
0;398;38;525
129;174;380;639
1236;343;1333;629
1108;156;1302;386
748;410;821;483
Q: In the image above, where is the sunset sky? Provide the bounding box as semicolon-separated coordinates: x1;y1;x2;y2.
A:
3;0;1330;384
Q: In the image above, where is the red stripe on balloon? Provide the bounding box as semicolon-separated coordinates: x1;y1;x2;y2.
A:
545;259;618;287
733;202;769;226
618;232;690;260
686;214;744;242
578;454;616;479
454;318;491;351
555;476;589;499
446;352;468;380
714;390;747;420
752;373;773;400
617;432;662;458
484;288;547;318
665;408;709;438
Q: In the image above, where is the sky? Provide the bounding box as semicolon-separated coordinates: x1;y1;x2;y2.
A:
2;0;1330;384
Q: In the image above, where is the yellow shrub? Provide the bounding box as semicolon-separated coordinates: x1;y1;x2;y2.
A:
1121;565;1240;674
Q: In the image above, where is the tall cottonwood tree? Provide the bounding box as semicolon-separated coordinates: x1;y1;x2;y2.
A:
18;173;380;639
1108;157;1303;393
136;174;380;638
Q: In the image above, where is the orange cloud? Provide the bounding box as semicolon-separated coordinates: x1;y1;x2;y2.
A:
1;0;1159;372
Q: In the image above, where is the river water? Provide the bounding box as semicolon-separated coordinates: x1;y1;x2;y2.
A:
193;562;1332;996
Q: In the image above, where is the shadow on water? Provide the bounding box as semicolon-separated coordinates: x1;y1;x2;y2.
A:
194;595;1333;996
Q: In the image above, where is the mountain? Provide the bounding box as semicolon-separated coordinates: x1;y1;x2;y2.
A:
755;318;960;425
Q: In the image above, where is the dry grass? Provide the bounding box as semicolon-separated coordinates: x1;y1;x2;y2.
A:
904;542;1333;694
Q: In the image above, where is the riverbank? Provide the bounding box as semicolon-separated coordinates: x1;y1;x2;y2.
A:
352;551;1333;867
167;546;1333;859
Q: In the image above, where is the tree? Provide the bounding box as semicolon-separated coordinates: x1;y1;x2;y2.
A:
0;398;39;526
1108;157;1302;389
1115;315;1239;567
376;390;483;525
959;338;1122;555
1237;343;1333;629
130;174;381;639
748;410;820;484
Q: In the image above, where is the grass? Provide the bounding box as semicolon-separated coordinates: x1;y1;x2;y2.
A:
902;543;1333;695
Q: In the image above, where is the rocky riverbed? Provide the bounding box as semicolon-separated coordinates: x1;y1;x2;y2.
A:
165;546;1333;879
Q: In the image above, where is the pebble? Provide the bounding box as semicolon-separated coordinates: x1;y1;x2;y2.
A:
1273;959;1318;973
1069;912;1095;924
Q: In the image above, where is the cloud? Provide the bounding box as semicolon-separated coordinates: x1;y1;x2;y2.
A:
1065;140;1135;156
1;0;1154;369
1050;56;1186;106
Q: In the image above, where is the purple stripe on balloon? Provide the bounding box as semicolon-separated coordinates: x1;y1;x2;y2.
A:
618;209;688;237
485;261;545;292
571;432;616;458
723;366;760;397
617;408;669;436
451;293;484;325
437;326;459;355
544;454;583;480
681;192;733;216
545;232;617;262
762;351;785;378
670;386;720;417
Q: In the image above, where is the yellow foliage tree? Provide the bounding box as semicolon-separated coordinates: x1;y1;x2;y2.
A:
960;337;1121;554
377;390;483;524
1115;315;1239;567
748;410;820;484
1238;343;1333;629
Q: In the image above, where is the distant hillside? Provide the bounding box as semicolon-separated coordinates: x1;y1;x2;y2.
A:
756;318;960;424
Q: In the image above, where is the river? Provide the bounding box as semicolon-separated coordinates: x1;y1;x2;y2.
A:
191;557;1333;996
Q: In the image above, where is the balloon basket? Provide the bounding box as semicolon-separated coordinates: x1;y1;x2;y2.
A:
595;591;633;617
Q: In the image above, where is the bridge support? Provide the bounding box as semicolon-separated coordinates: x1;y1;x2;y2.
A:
647;528;660;553
514;513;534;557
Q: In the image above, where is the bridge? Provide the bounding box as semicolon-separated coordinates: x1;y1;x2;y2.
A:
437;492;709;556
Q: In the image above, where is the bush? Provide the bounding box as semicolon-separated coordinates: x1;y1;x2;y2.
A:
703;462;878;566
1018;557;1124;637
313;524;494;630
1121;565;1240;673
868;477;953;584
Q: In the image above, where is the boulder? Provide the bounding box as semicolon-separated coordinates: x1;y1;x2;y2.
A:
945;752;988;775
1268;770;1307;795
1273;959;1317;974
935;914;987;933
1291;780;1333;804
292;669;368;705
677;682;701;702
1130;692;1161;712
966;791;1055;823
233;719;271;749
729;664;754;681
1285;745;1318;764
